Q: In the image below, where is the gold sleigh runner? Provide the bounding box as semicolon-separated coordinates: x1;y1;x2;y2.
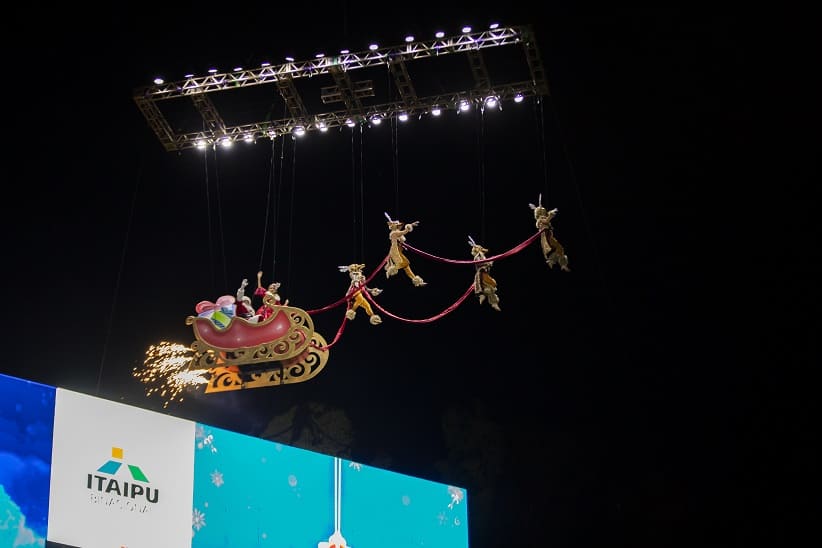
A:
203;332;329;393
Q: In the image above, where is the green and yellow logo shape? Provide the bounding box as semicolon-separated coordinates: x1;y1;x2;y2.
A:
97;447;150;482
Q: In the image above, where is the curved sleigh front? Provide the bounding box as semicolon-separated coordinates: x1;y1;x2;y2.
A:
185;306;315;369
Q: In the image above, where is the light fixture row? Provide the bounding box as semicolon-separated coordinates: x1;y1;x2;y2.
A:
152;22;502;85
192;92;527;150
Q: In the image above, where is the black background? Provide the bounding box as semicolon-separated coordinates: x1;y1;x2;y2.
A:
3;4;816;547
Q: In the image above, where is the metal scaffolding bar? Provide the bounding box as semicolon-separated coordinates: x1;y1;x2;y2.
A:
133;25;550;151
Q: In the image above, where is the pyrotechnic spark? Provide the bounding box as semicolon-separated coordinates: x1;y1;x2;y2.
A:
132;341;207;408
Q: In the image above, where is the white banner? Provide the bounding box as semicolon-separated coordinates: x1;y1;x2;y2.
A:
47;389;195;548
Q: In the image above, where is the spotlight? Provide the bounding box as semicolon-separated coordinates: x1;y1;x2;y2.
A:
244;134;254;143
153;77;164;85
514;93;524;103
398;112;409;122
462;26;472;33
489;22;500;29
369;44;379;51
293;126;306;136
431;107;442;116
459;100;471;112
195;140;207;149
485;96;498;108
435;31;445;38
233;66;243;72
318;122;328;132
220;138;233;148
261;62;271;67
340;49;350;54
371;116;382;125
184;73;194;78
345;118;356;127
285;56;295;62
207;68;218;74
405;35;414;42
315;53;325;58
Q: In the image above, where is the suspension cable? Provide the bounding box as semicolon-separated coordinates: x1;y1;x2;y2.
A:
258;138;277;271
96;158;142;395
212;146;228;289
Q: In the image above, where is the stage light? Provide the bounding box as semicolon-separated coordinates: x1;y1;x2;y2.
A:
315;53;325;58
514;93;524;103
405;35;414;42
485;96;498;108
233;67;243;71
459;100;471;112
369;43;379;51
462;26;472;33
244;134;254;143
371;116;382;125
398;112;409;122
431;107;442;116
184;74;194;78
489;22;500;29
260;62;271;67
207;68;218;74
345;118;356;127
293;126;306;136
219;138;233;148
340;49;350;54
153;77;164;85
435;31;445;38
285;56;295;62
195;140;207;149
318;122;328;132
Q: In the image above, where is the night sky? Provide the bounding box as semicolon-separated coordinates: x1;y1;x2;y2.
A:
3;5;815;547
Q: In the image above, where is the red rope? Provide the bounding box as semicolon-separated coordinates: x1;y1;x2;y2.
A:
362;283;475;323
306;255;390;315
311;314;349;351
402;230;544;264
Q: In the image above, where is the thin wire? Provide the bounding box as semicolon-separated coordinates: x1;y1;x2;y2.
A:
274;134;286;280
392;112;400;217
534;96;550;200
478;105;487;243
258;138;277;271
204;144;215;293
286;136;297;295
96;158;142;395
359;124;365;260
351;124;357;259
213;146;228;288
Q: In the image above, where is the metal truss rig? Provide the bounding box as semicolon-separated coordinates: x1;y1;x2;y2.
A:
134;25;549;152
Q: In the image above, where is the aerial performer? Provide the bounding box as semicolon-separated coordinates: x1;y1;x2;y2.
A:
254;270;288;320
529;195;571;272
468;236;501;311
339;263;383;325
384;212;426;287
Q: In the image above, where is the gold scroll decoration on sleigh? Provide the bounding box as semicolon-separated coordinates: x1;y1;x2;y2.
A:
203;332;329;393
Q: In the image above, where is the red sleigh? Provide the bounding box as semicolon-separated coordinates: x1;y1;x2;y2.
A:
185;305;329;392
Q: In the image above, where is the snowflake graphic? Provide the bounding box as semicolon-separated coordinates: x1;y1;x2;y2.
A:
192;508;206;531
348;461;362;471
210;469;224;487
447;486;464;509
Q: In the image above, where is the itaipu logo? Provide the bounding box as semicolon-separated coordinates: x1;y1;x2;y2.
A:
86;447;160;511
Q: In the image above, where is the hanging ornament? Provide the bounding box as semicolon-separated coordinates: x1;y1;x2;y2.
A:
529;194;571;271
384;212;426;286
468;235;501;311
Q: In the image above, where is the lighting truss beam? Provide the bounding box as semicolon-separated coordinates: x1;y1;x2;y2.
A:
466;49;491;91
387;58;418;107
134;25;550;151
136;26;532;101
190;93;227;136
175;84;540;150
275;75;308;120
